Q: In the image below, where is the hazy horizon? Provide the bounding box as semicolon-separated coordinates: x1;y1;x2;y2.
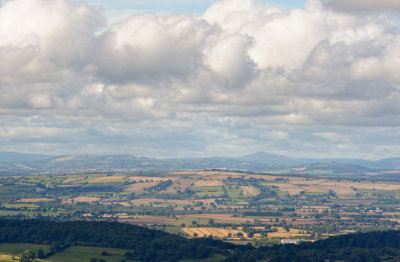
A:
0;150;395;161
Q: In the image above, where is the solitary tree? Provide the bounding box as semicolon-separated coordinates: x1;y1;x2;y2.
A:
20;250;35;262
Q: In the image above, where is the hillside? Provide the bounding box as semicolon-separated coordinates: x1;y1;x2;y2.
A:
0;151;400;178
225;230;400;261
1;219;400;261
0;219;238;261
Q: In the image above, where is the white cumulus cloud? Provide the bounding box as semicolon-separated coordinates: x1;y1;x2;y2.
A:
1;0;400;158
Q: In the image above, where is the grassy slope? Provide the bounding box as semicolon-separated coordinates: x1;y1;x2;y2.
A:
180;254;225;262
48;246;131;262
0;243;51;255
0;244;225;262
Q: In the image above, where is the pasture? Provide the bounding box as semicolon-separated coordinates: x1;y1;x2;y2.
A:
0;243;51;256
124;182;160;192
158;179;195;194
47;246;131;262
241;186;260;196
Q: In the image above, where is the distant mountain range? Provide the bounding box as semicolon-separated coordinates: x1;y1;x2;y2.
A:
239;151;400;169
0;151;400;177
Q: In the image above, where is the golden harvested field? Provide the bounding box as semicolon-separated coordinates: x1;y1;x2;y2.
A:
259;219;317;226
321;181;400;191
68;197;100;203
158;179;195;194
124;182;159;192
185;214;254;223
193;180;225;187
17;198;55;203
273;180;400;196
182;227;246;238
270;181;358;196
128;176;173;182
101;200;131;207
89;176;126;183
290;179;327;185
0;254;18;261
302;185;356;195
304;206;330;209
241;186;260;196
195;171;246;176
267;227;309;238
270;183;303;195
171;171;253;180
244;174;281;180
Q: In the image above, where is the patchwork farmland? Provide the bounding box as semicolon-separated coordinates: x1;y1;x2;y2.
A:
1;170;400;246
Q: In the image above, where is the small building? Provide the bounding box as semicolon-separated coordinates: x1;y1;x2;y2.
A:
281;239;303;245
340;230;357;234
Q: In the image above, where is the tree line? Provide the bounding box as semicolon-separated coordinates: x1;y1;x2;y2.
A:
0;218;400;261
0;219;238;262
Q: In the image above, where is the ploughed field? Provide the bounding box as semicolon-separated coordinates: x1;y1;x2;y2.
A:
1;170;400;245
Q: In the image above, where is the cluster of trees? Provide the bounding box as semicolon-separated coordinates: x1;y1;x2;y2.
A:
225;230;400;261
1;219;400;261
145;180;173;194
243;211;283;217
0;219;238;262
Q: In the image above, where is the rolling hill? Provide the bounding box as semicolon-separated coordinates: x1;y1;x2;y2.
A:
0;151;399;178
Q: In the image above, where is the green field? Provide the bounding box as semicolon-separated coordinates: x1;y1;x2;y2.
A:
190;187;224;192
180;254;225;262
0;243;51;256
225;187;242;198
0;244;133;262
194;192;225;197
47;246;131;262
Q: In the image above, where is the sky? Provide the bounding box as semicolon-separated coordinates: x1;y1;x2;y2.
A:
81;0;306;14
1;0;400;159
